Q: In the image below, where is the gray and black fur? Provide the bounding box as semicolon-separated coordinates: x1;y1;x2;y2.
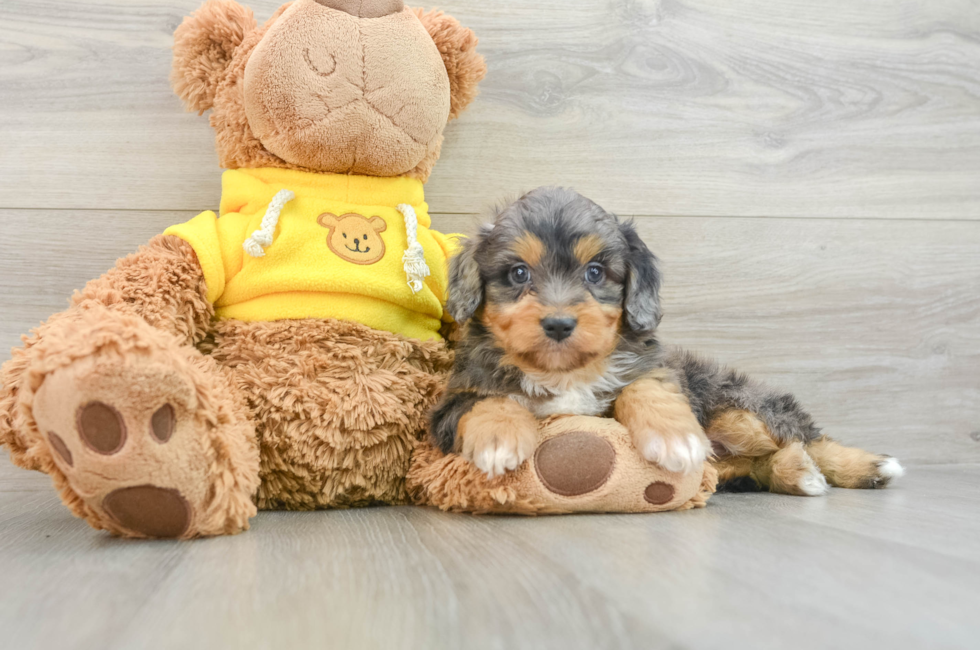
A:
430;187;818;459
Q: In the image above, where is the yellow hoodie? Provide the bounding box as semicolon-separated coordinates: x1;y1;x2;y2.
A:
165;168;457;341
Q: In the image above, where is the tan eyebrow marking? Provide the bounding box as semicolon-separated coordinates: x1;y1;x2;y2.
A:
513;232;545;266
574;234;604;265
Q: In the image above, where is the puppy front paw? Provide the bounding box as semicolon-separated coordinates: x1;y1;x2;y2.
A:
615;376;710;475
459;397;538;479
635;430;709;475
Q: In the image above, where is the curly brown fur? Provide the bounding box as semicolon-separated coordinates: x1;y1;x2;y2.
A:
431;187;903;493
206;317;453;509
70;235;214;344
171;0;258;114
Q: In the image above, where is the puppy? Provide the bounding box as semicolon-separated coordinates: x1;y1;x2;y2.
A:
430;187;905;495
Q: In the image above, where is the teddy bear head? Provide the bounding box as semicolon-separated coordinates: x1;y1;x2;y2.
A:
171;0;486;181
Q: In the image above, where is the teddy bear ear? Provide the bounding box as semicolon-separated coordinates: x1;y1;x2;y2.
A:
171;0;258;114
412;8;487;120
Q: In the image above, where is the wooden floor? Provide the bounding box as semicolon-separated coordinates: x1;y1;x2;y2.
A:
2;455;978;650
1;1;979;648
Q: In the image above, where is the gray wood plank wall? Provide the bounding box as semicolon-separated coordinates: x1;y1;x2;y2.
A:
1;1;978;465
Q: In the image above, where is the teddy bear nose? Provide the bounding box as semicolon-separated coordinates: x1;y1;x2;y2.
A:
314;0;404;18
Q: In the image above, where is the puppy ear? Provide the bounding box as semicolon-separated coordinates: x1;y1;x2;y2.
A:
171;0;257;114
317;213;339;229
412;8;487;119
620;221;663;332
445;227;488;324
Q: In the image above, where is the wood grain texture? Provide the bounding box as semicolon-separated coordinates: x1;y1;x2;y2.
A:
2;209;977;465
2;3;979;648
1;455;979;650
1;0;979;216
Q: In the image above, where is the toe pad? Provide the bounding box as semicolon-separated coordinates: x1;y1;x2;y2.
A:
103;485;191;538
535;431;616;497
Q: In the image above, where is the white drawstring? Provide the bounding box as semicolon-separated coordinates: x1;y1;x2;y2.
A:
243;189;295;258
398;203;430;294
244;193;429;295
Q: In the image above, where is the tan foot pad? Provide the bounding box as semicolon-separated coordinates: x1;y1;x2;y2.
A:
408;415;718;514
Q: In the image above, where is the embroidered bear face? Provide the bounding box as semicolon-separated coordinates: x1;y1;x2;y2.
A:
317;212;387;265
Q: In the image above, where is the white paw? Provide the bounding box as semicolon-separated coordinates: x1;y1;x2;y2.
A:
468;437;530;479
798;464;830;496
878;457;905;480
640;432;709;475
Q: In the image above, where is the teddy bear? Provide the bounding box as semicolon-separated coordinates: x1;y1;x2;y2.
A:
0;0;713;539
0;0;486;539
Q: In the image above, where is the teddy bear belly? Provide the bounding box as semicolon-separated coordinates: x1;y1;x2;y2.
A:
204;316;454;510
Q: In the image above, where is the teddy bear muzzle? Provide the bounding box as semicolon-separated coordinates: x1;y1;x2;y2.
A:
314;0;404;18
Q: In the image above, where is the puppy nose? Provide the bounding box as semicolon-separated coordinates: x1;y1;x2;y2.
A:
314;0;404;18
541;316;577;342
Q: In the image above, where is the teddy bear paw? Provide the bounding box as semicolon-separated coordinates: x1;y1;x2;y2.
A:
32;351;249;538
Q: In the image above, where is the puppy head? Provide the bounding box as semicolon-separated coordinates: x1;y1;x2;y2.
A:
448;187;662;374
171;0;486;180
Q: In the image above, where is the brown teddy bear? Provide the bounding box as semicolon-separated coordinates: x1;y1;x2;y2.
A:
0;0;713;539
0;0;486;539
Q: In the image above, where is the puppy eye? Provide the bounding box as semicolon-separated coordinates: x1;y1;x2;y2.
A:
510;264;530;285
585;263;605;284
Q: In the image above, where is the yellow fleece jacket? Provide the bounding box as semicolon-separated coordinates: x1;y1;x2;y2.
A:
165;168;457;341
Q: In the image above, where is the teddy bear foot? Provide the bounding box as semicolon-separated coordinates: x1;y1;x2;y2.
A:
407;415;718;514
30;319;260;538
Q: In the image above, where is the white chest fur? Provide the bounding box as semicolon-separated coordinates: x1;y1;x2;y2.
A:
510;352;638;418
513;387;614;418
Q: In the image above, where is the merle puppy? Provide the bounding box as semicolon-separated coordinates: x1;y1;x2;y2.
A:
429;187;904;495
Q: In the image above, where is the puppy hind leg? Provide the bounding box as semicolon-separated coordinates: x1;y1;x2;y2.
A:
707;409;776;492
712;456;767;492
760;442;829;496
706;409;779;459
806;437;904;489
707;410;827;496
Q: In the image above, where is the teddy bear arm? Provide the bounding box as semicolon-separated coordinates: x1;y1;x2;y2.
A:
0;234;215;474
70;234;214;346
